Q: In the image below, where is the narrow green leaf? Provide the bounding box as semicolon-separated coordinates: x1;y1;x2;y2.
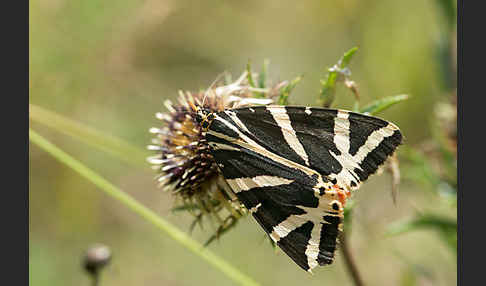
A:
360;94;409;115
256;59;270;98
29;129;261;286
339;46;359;68
204;216;239;246
387;214;456;235
319;46;359;108
278;75;302;105
386;213;457;252
246;60;257;88
29;104;149;167
319;76;337;108
258;59;269;89
189;214;204;233
171;200;221;213
171;204;202;213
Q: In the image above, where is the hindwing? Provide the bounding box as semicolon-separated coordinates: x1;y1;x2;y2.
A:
208;138;343;271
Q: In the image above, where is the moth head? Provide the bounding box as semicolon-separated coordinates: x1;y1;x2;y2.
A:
191;102;215;131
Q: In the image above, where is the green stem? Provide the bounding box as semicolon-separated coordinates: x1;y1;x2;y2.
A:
92;274;99;286
29;129;260;286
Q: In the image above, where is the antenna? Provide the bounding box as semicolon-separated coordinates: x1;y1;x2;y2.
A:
202;72;226;107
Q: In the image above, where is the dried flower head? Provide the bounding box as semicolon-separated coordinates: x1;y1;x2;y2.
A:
148;69;292;242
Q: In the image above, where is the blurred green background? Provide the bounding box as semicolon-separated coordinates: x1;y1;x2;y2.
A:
29;0;457;285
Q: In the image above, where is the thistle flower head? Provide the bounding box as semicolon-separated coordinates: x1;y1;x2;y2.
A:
148;69;289;242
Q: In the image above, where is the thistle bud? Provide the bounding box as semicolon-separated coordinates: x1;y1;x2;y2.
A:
83;244;111;276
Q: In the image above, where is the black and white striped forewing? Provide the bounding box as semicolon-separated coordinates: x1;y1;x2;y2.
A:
203;105;402;272
225;106;402;190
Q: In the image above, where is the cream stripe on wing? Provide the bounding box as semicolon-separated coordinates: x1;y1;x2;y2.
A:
353;123;397;163
328;110;361;189
267;106;310;165
225;176;294;193
208;141;241;152
305;221;324;272
270;215;307;242
333;110;351;153
224;110;251;134
269;196;337;243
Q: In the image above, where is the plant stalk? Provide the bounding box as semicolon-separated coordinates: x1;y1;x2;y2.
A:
339;230;365;286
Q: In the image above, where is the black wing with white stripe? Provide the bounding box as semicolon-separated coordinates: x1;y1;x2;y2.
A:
232;106;402;190
202;105;402;272
207;137;343;271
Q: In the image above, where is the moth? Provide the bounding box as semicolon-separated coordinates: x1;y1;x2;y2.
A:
192;103;402;272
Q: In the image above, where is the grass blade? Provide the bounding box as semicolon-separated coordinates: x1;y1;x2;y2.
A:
29;129;260;286
29;104;149;167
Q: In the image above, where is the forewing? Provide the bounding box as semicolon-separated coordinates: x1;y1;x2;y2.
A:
230;106;402;191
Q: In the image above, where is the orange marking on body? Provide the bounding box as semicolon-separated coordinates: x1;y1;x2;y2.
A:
332;184;351;206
